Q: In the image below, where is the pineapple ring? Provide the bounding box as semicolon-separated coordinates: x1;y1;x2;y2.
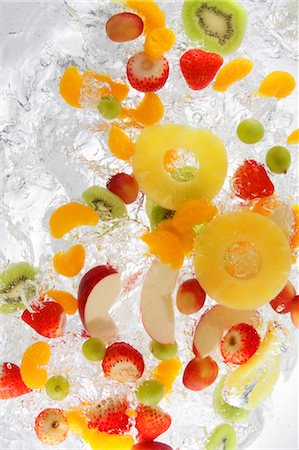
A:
194;211;292;309
132;124;228;210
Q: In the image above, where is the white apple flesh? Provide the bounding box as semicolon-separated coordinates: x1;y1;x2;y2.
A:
140;259;178;345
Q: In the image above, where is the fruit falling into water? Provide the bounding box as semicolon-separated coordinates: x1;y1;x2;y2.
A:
106;12;144;42
176;278;206;315
183;356;218;391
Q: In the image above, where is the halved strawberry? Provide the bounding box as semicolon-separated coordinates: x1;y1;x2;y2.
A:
231;159;274;201
86;397;131;434
135;404;171;442
180;49;223;90
220;323;261;365
22;301;66;338
126;52;169;92
102;342;144;382
0;362;32;399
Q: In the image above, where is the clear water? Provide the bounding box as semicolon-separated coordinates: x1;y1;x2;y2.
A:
0;1;298;449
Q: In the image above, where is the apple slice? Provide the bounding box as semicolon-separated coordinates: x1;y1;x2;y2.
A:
193;305;262;360
140;259;178;345
78;265;121;342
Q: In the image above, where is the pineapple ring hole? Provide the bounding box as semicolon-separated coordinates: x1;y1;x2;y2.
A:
163;148;199;182
223;241;262;280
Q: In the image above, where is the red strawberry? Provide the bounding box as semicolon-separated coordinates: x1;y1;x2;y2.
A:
180;49;223;90
127;52;169;92
220;323;261;365
21;301;66;338
135;404;171;442
0;362;31;399
231;159;274;201
35;408;68;445
102;342;144;382
86;397;131;434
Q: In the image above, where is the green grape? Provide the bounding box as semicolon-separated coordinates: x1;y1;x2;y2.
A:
172;165;197;182
97;96;122;119
266;146;291;174
135;380;164;405
150;340;178;360
82;337;106;361
45;375;70;401
237;119;265;144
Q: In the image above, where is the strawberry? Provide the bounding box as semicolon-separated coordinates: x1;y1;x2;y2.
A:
127;52;169;92
231;159;274;201
180;49;223;90
102;342;144;382
34;408;68;445
220;323;261;365
0;362;31;399
135;404;171;442
21;301;66;338
86;397;131;434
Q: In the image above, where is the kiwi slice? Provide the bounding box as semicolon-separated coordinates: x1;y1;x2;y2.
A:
205;423;237;450
182;0;247;55
213;376;251;423
82;186;127;220
0;262;37;315
171;165;198;182
145;198;175;229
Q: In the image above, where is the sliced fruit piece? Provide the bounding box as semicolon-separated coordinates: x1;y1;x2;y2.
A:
145;199;174;230
107;173;139;204
144;27;176;59
127;52;169;92
136;380;164;405
213;57;253;92
83;429;134;450
231;159;274;200
126;0;165;33
45;375;70;401
0;362;31;399
108;124;135;161
287;128;299;144
291;295;299;329
102;342;144;382
49;202;99;238
194;211;292;309
45;290;78;315
204;423;237;450
132;443;173;450
257;71;296;99
82;186;127;220
150;341;178;360
78;265;120;342
193;305;262;359
183;356;218;391
20;342;51;389
35;408;68;446
135;404;171;442
182;0;247;56
53;244;85;277
269;280;296;314
22;301;66;338
266;146;291;174
176;278;206;315
66;407;88;436
237;119;264;144
132;93;164;126
82;337;106;362
59;66;83;108
82;71;129;102
97;96;122;119
213;376;250;423
106;12;144;42
157;218;194;255
172;199;218;235
141;229;185;270
0;262;37;315
224;322;283;409
140;259;178;344
180;49;223;90
152;357;182;395
133;124;227;210
220;323;260;365
86;397;131;433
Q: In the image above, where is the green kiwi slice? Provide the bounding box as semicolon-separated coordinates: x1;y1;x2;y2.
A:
0;262;37;315
82;186;127;220
213;376;251;423
205;423;237;450
171;165;198;182
182;0;247;55
145;198;175;230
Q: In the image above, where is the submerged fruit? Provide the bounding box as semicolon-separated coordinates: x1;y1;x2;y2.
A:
108;125;135;161
257;71;296;99
287;128;299;145
97;96;122;119
45;290;78;315
237;119;265;144
106;12;144;42
213;57;253;92
20;342;51;389
107;173;139;204
213;376;250;423
231;159;274;200
204;423;237;450
45;375;70;401
127;52;169;92
49;202;99;238
220;323;260;364
35;409;69;446
53;244;85;277
144;27;176;59
180;49;223;90
132;93;164;126
136;379;165;405
141;229;185;270
266;146;291;174
152;357;182;394
127;0;166;33
82;186;127;220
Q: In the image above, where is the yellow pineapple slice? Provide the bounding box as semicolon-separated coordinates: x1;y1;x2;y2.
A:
223;322;286;410
194;211;292;309
132;124;227;210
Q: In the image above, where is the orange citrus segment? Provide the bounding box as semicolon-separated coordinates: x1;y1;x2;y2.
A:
132;93;164;126
20;342;51;389
250;195;280;217
108;124;135;160
82;71;129;102
172;199;218;235
144;27;176;58
141;229;184;269
83;429;134;450
257;71;296;99
158;218;194;255
46;290;78;315
287;128;299;144
163;149;179;173
49;202;99;238
290;204;299;252
213;58;253;92
127;0;165;33
66;408;88;435
153;357;182;394
53;244;86;277
59;66;83;108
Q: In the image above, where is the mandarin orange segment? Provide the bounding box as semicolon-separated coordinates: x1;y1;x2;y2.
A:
53;244;86;278
66;408;88;435
127;0;165;33
158;218;194;255
133;93;164;126
59;66;84;108
46;290;78;314
144;27;176;58
49;202;99;238
172;199;218;235
290;204;299;252
20;342;51;389
163;149;179;173
82;71;129;102
108;124;135;161
83;429;134;450
153;357;182;394
257;71;296;99
287;128;299;144
141;229;184;269
213;58;254;92
251;195;280;217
